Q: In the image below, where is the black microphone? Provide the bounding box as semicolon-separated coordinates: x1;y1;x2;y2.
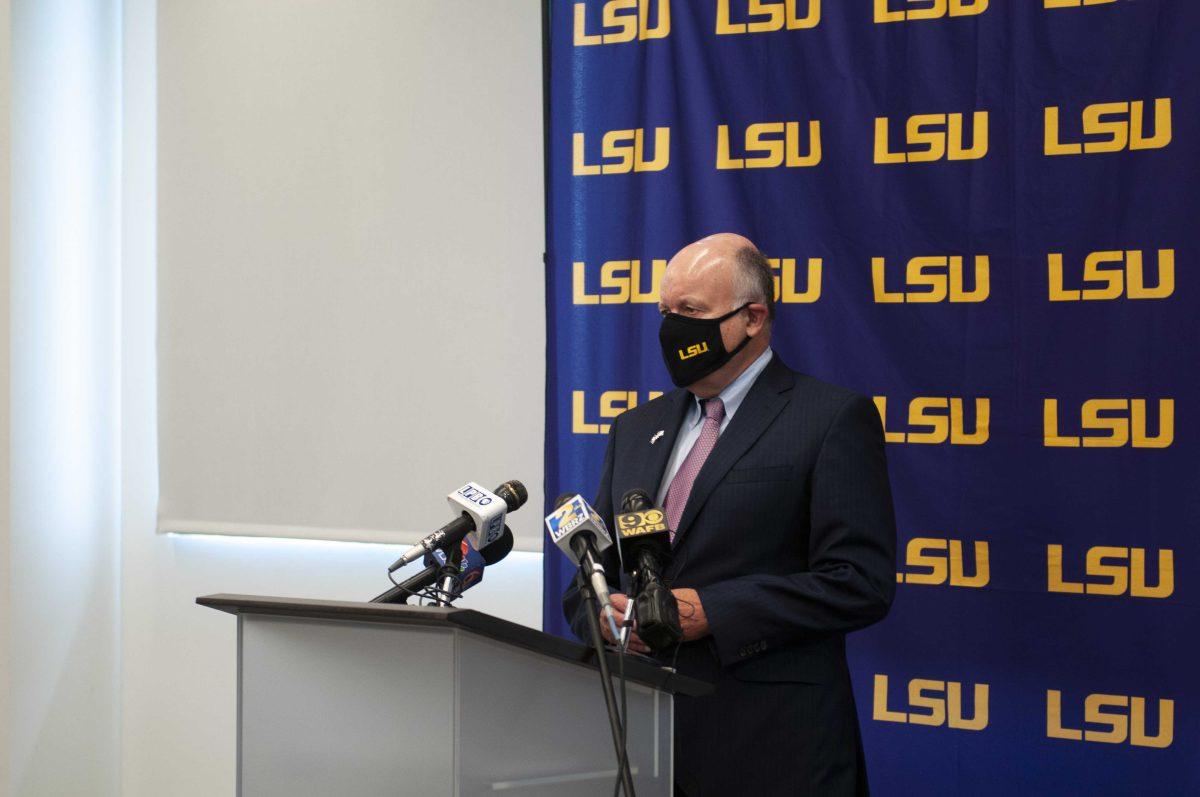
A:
432;520;516;605
372;526;515;604
387;480;527;572
477;524;516;565
618;488;682;653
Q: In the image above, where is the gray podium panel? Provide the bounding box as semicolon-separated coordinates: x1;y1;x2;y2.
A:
222;600;687;797
239;616;456;796
455;632;670;795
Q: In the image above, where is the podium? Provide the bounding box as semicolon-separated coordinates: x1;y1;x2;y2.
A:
198;595;712;796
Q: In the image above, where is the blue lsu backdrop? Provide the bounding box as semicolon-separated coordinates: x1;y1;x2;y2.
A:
542;1;1197;793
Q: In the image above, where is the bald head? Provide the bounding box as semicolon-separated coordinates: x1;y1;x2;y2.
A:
657;233;774;396
660;233;775;322
666;233;757;281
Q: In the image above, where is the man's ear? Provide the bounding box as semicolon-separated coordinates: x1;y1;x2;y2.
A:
746;303;769;335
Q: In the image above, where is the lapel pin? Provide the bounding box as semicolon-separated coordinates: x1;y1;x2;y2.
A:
650;430;664;445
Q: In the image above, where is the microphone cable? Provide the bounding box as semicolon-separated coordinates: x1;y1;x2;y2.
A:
613;596;638;797
384;568;426;603
576;571;637;796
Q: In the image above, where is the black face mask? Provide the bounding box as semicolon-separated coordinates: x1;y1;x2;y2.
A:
658;304;752;388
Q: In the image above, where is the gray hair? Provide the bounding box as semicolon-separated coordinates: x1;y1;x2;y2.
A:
732;246;776;322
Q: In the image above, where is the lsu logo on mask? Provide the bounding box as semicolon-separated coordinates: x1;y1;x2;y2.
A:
875;0;988;23
715;0;820;34
1045;99;1171;155
574;128;670;175
573;259;665;304
1045;0;1117;7
770;258;821;303
873;256;989;303
873;675;989;731
716;122;821;169
1043;399;1173;448
875;112;988;163
1048;691;1173;748
574;0;670;46
873;397;990;445
679;342;709;360
1048;249;1174;301
573;390;664;434
1048;545;1174;598
897;538;989;588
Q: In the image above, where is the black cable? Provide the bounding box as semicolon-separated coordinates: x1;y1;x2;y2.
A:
378;563;463;606
614;590;633;792
577;574;636;797
376;570;427;605
656;545;689;687
620;605;629;759
419;580;462;607
613;598;636;797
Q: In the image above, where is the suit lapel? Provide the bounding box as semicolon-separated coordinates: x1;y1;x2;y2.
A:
629;389;691;501
671;356;794;550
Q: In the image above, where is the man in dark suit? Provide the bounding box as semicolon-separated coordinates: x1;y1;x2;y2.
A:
563;233;897;796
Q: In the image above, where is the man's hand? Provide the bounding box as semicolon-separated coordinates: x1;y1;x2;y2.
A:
672;588;709;641
605;593;650;654
602;590;709;652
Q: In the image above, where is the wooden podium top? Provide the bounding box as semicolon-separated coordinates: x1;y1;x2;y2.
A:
198;594;713;697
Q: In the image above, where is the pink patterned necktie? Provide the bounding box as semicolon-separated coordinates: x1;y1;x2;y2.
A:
664;397;726;541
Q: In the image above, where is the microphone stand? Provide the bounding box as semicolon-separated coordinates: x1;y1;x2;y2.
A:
576;573;637;797
435;542;464;607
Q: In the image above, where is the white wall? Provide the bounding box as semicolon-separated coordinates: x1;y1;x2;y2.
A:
1;1;11;792
155;0;548;551
3;2;544;795
114;2;546;795
9;1;122;794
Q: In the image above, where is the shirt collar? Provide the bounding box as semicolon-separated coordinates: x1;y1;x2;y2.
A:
685;347;774;426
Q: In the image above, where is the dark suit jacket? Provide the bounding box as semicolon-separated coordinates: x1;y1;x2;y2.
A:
563;355;896;796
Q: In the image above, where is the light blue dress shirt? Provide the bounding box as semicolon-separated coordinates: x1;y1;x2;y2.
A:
655;348;775;506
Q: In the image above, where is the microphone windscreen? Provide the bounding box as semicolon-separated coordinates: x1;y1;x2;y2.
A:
496;480;528;512
621;488;654;512
553;492;575;509
481;526;515;565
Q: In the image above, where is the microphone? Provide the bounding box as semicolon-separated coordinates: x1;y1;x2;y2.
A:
429;522;516;604
545;493;620;640
429;525;514;593
430;536;487;604
371;526;515;604
618;489;682;653
387;480;527;573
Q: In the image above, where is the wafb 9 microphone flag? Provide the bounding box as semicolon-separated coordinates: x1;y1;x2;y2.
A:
542;2;1198;792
